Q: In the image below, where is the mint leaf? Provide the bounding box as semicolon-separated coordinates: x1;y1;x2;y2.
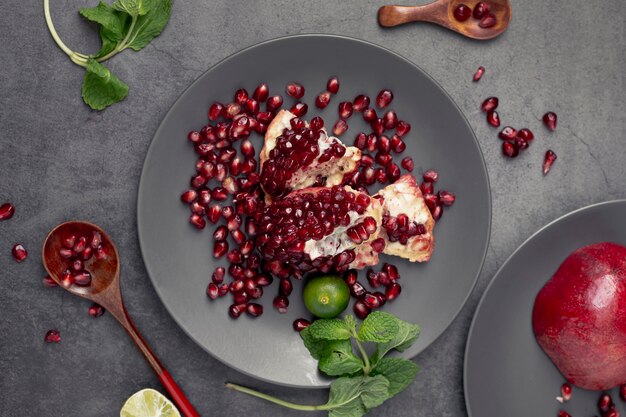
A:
329;399;367;417
308;318;352;341
359;375;390;409
357;311;399;343
300;327;352;360
343;315;357;334
373;319;420;362
327;377;366;407
80;2;125;39
124;0;172;51
82;59;128;110
112;0;149;16
318;348;363;376
371;358;420;397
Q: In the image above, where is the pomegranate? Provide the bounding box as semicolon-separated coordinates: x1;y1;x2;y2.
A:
532;242;626;390
259;110;361;202
375;175;435;262
255;185;383;274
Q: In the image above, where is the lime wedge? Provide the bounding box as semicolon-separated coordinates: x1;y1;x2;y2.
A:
120;388;181;417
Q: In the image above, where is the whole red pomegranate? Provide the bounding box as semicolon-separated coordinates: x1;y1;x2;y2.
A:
532;242;626;390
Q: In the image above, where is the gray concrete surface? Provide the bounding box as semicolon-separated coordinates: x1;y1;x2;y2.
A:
0;1;624;416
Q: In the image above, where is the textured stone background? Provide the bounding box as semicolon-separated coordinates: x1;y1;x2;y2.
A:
1;1;624;416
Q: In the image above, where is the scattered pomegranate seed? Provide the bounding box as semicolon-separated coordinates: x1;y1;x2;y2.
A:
481;97;499;112
353;94;370;112
605;409;619;417
350;282;366;298
208;102;223;121
189;214;206;229
273;295;289;313
543;112;558;131
333;120;348;136
557;383;572;402
286;82;304;98
338;102;353;119
376;89;394;109
246;303;263;317
353;301;370;319
327;76;340;94
517;128;534;142
234;88;248;105
266;95;283;111
598;394;613;412
557;411;571;417
453;4;472;21
395;121;411;137
42;275;58;288
290;102;308;117
252;83;269;102
222;103;241;119
315;91;331;109
401;157;414;172
74;271;92;286
473;2;489;19
88;303;105;317
438;191;456;206
44;329;61;343
498;126;517;140
487;111;500;127
502;141;519;158
293;318;310;332
620;384;626;401
479;14;497;28
0;202;15;220
363;108;377;122
11;244;27;262
423;169;439;183
213;241;228;258
370;237;386;253
515;137;529;150
431;205;443;221
363;292;380;309
543;150;557;175
229;303;245;319
473;66;485;82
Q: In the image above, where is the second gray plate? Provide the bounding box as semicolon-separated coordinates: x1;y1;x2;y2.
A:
137;34;491;387
465;200;626;416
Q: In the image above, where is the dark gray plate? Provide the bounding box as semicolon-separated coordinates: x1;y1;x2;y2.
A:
465;200;626;416
137;34;490;387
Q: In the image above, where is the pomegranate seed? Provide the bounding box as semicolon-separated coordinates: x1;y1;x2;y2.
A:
487;111;500;127
239;139;255;158
59;248;74;259
543;150;557;175
289;102;307;117
353;132;367;150
245;98;260;114
234;88;248;105
273;295;289;313
280;278;293;296
222;103;241;119
253;83;269;102
363;108;377;123
293;318;310;332
213;225;228;241
189;214;206;229
350;282;366;299
72;259;84;272
227;214;242;231
620;384;626;401
453;4;472;21
333;120;348;136
377;271;391;287
42;275;58;287
366;134;378;152
352;94;370;112
181;190;197;204
499;126;517;140
315;91;331;109
376;152;393;167
208;102;223;121
605;410;619;417
543;112;557;131
422;169;439;183
481;97;499;112
367;269;380;288
473;66;485;82
338;101;354;120
370;237;386;253
44;329;61;343
395;121;411;137
213;241;228;258
372;118;385;135
363;292;380;309
11;244;27;262
228;303;245;319
353;301;370;319
479;14;496;28
344;270;358;285
438;191;456;206
73;237;87;254
502;141;519;158
190;201;206;215
60;270;74;288
0;203;15;220
212;267;226;284
560;383;572;402
212;187;228;201
207;205;221;224
391;135;406;153
376;89;393;109
327;76;340;94
599;394;613;412
386;283;402;301
421;182;434;195
517;128;534;142
267;95;283;111
557;412;571;417
227;249;243;264
473;2;489;18
375;168;387;183
246;303;263;317
286;82;304;99
515;137;529;150
431;205;443;221
95;246;108;260
206;282;219;299
63;235;76;248
383;111;398;130
73;271;92;286
383;263;400;281
386;163;401;182
401;157;414;172
88;303;105;317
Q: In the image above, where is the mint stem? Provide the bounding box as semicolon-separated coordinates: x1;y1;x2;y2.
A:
43;0;90;67
225;383;331;411
355;336;372;375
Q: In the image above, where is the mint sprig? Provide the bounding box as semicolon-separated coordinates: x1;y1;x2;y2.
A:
44;0;172;110
226;312;421;417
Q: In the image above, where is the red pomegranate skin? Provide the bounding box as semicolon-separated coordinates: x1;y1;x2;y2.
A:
532;242;626;390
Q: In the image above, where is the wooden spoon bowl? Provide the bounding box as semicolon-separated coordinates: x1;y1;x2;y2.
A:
379;0;512;40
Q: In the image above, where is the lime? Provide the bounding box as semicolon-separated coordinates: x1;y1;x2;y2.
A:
120;388;181;417
303;275;350;318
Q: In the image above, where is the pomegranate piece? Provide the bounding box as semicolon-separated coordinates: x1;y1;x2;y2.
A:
481;97;499;112
12;244;27;262
479;14;497;28
472;2;489;19
453;4;472;21
315;91;331;109
327;76;340;94
259;110;361;201
88;303;105;317
0;203;15;220
44;330;61;343
256;185;383;274
498;126;517;140
543;150;557;175
473;66;485;82
487;111;500;127
543;112;558;131
286;82;305;99
293;318;310;332
502;141;519;158
376;89;394;109
375;175;435;262
515;137;529;150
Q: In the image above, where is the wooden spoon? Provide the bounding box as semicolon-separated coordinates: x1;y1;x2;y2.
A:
42;221;200;417
378;0;511;40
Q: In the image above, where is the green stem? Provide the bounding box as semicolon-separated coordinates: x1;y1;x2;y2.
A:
43;0;89;67
355;338;371;375
96;14;137;62
225;383;361;412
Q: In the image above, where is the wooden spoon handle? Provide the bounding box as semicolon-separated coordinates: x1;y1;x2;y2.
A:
378;2;449;27
120;312;200;417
